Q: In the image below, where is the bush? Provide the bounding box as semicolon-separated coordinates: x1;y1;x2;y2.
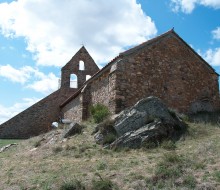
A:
90;104;110;123
161;140;176;150
103;133;117;144
96;161;108;170
60;179;85;190
92;173;118;190
52;146;63;153
182;175;197;189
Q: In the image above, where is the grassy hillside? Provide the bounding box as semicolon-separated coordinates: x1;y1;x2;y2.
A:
0;139;21;148
0;122;220;190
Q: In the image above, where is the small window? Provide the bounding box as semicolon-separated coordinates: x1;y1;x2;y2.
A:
79;60;85;70
70;74;77;88
86;75;91;81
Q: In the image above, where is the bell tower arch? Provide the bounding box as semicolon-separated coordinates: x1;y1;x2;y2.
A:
61;46;99;89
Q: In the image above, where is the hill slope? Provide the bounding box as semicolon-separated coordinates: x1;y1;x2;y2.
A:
0;122;220;190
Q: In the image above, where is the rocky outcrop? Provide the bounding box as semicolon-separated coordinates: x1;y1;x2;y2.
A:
94;96;187;149
63;123;82;138
114;96;184;136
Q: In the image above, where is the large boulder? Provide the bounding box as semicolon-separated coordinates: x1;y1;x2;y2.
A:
113;96;185;136
110;120;184;149
93;96;187;149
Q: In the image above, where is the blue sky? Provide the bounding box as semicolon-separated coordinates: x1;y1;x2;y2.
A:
0;0;220;124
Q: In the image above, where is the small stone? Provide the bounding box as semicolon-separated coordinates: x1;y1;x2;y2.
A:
63;122;82;138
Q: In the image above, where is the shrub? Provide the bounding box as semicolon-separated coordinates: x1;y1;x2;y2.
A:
52;146;63;153
161;140;176;150
147;153;184;186
90;104;110;123
34;140;41;148
102;133;117;144
182;175;197;189
213;170;220;182
60;179;85;190
91;173;118;190
96;161;108;170
96;118;117;145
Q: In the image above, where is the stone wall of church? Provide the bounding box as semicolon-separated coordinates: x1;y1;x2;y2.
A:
62;94;83;123
115;34;220;113
0;88;76;139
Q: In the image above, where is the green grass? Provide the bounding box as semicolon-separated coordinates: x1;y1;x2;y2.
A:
0;122;219;189
0;139;21;148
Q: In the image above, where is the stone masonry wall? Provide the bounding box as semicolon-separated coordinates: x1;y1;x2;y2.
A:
62;67;118;121
115;33;219;113
62;94;82;123
61;47;99;89
90;70;111;107
0;88;76;139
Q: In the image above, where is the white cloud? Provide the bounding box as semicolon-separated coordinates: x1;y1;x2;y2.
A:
203;48;220;66
0;97;41;124
212;27;220;40
0;0;157;66
26;73;59;94
0;64;35;84
170;0;220;13
0;64;59;94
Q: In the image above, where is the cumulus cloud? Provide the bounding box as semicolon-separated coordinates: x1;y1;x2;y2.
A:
26;73;59;94
212;27;220;40
0;0;157;66
0;64;59;94
203;48;220;66
0;97;41;124
170;0;220;13
0;64;35;84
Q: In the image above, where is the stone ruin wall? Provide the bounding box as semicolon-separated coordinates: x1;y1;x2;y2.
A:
115;34;220;113
62;95;83;123
61;67;118;121
0;88;76;139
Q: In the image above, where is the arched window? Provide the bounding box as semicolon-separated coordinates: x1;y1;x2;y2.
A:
70;74;77;88
79;60;85;70
86;75;91;81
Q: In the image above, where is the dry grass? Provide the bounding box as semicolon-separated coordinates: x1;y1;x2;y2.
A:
0;122;220;189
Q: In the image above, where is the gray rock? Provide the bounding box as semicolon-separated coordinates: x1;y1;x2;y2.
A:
109;96;187;149
61;119;72;124
51;122;58;128
63;122;82;138
114;96;184;136
111;120;177;149
94;132;104;144
0;143;17;153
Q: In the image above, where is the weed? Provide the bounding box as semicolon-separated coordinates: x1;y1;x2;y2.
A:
160;140;176;150
34;140;42;147
103;133;117;144
182;175;197;189
213;170;220;182
92;173;117;190
60;179;85;190
142;141;158;149
96;161;108;170
146;152;186;188
90;103;110;123
52;146;63;153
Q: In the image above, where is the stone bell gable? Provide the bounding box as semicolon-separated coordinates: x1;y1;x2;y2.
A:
61;46;99;89
0;46;100;139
